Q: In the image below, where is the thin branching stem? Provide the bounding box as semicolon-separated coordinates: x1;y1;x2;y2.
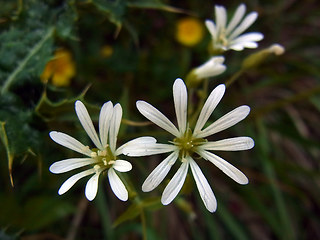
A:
225;69;244;88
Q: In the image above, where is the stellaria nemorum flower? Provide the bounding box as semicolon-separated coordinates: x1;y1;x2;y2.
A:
122;78;254;212
50;100;155;201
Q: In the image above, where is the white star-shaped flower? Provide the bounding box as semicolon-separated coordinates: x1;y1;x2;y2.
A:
205;4;264;51
122;78;254;212
49;100;155;201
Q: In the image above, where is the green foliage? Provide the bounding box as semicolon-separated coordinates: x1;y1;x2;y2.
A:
0;1;54;94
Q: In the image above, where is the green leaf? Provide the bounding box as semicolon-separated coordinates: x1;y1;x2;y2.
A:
92;0;127;28
217;202;250;240
113;202;141;227
0;110;41;186
140;196;162;210
0;1;55;94
0;194;75;231
0;93;43;186
23;196;75;231
35;86;89;121
0;121;14;186
127;0;185;13
0;27;54;94
55;2;79;40
35;91;77;121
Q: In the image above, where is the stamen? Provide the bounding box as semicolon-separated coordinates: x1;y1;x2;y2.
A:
102;158;107;165
94;165;101;171
82;145;90;152
98;150;107;156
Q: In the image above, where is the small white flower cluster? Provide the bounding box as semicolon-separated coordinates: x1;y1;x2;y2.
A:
49;3;264;213
50;78;253;212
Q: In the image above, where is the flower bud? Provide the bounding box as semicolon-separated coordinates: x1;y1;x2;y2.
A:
242;43;285;69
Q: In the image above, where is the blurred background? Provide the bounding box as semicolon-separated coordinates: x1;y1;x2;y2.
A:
0;0;319;239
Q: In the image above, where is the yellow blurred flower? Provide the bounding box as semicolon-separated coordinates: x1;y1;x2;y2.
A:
100;45;113;58
175;17;204;47
41;49;76;87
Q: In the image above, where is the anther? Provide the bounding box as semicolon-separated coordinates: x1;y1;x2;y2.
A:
94;165;101;171
98;150;107;156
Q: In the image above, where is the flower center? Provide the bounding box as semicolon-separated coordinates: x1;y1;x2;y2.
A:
218;31;229;48
90;145;116;168
173;128;207;159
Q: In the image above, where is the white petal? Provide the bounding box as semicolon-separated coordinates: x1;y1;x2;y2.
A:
99;101;113;149
109;104;122;153
58;168;95;195
161;160;189;205
236;41;259;49
230;32;264;45
225;4;246;35
50;158;98;173
230;42;257;51
142;151;179;192
201;137;254;151
136;101;180;136
194;57;226;79
116;136;157;155
173;78;188;134
189;158;217;212
85;170;102;201
212;56;225;64
113;160;132;172
205;20;217;40
215;5;227;34
108;168;128;201
122;143;177;157
228;12;258;40
197;105;250;138
193;84;226;135
49;131;92;157
198;150;248;184
229;44;245;51
75;101;103;150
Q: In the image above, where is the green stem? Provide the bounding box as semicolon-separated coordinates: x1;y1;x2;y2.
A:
189;78;209;128
140;208;148;240
1;27;55;95
96;184;114;240
121;118;152;127
225;70;244;88
118;173;148;240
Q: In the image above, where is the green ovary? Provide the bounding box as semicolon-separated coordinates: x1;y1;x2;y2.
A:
90;145;116;168
173;128;207;159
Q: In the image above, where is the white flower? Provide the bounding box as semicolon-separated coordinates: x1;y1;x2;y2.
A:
194;56;226;79
205;4;264;51
49;100;155;201
122;78;254;212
